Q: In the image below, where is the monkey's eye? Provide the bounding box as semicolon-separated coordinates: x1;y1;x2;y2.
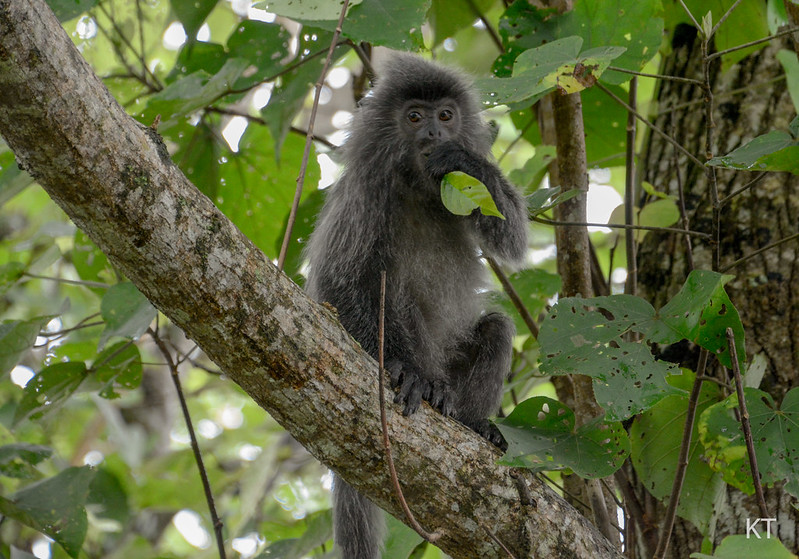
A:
439;109;453;122
408;111;423;123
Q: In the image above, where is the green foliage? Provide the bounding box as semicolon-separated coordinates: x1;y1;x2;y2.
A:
690;534;798;559
497;396;630;477
440;171;504;218
699;387;799;499
630;371;725;535
479;36;627;106
0;0;792;556
0;466;95;558
707;116;799;174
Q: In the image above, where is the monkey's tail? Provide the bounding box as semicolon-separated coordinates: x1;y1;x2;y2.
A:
333;475;385;559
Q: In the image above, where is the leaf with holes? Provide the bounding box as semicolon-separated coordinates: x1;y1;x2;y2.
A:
647;270;745;369
698;387;799;498
496;396;630;477
539;295;682;420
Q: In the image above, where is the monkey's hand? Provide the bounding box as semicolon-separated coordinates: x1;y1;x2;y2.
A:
386;359;455;417
424;141;484;182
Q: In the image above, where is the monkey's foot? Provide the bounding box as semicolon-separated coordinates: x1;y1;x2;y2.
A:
461;418;507;450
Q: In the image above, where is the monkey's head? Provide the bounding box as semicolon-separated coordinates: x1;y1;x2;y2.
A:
345;53;492;178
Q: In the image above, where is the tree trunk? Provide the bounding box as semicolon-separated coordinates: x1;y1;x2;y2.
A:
636;25;799;557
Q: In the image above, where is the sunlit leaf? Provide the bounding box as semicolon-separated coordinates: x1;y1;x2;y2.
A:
707;118;799;174
440;171;504;219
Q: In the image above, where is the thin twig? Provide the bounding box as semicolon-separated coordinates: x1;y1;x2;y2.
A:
377;272;440;543
702;36;722;272
607;66;703;86
725;328;769;518
532;216;712;239
652;349;709;559
481;523;516;558
22;272;110;290
498;116;536;164
710;0;744;38
670;118;695;271
596;82;706;169
719;172;768;206
720;232;799;273
708;26;799;61
97;3;162;91
277;1;350;271
486;257;538;339
148;327;226;559
677;0;702;31
465;0;504;53
624;77;637;298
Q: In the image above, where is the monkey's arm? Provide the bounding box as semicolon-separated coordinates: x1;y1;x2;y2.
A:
426;142;528;263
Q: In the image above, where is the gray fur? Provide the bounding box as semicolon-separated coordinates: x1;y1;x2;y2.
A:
304;53;528;558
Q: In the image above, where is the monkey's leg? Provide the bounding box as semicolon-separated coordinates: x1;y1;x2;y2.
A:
448;312;514;447
332;474;385;559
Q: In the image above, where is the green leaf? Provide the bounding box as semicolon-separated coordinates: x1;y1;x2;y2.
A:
508;146;556;194
0;317;52;376
15;362;88;424
0;262;26;295
46;0;99;21
494;268;561;333
0;444;53;479
339;0;428;51
777;50;799;114
260;28;346;158
92;341;143;399
707;119;799;174
72;229;110;287
216;126;320;257
497;396;630;477
98;283;156;350
275;188;326;283
254;509;333;559
630;371;725;535
648;270;745;369
226;21;291;90
254;0;363;21
169;0;218;44
539;295;682;420
689;534;797;559
699;387;799;498
0;466;95;558
428;0;493;46
480;36;626;105
87;467;131;528
440;171;504;219
140;58;250;130
382;514;424;559
493;0;662;85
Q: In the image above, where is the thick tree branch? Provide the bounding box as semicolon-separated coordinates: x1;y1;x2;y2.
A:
0;1;622;557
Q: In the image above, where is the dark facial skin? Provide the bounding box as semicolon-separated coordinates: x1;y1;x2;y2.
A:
399;98;460;169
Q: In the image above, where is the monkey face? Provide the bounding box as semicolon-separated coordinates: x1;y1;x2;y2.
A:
399;98;461;165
